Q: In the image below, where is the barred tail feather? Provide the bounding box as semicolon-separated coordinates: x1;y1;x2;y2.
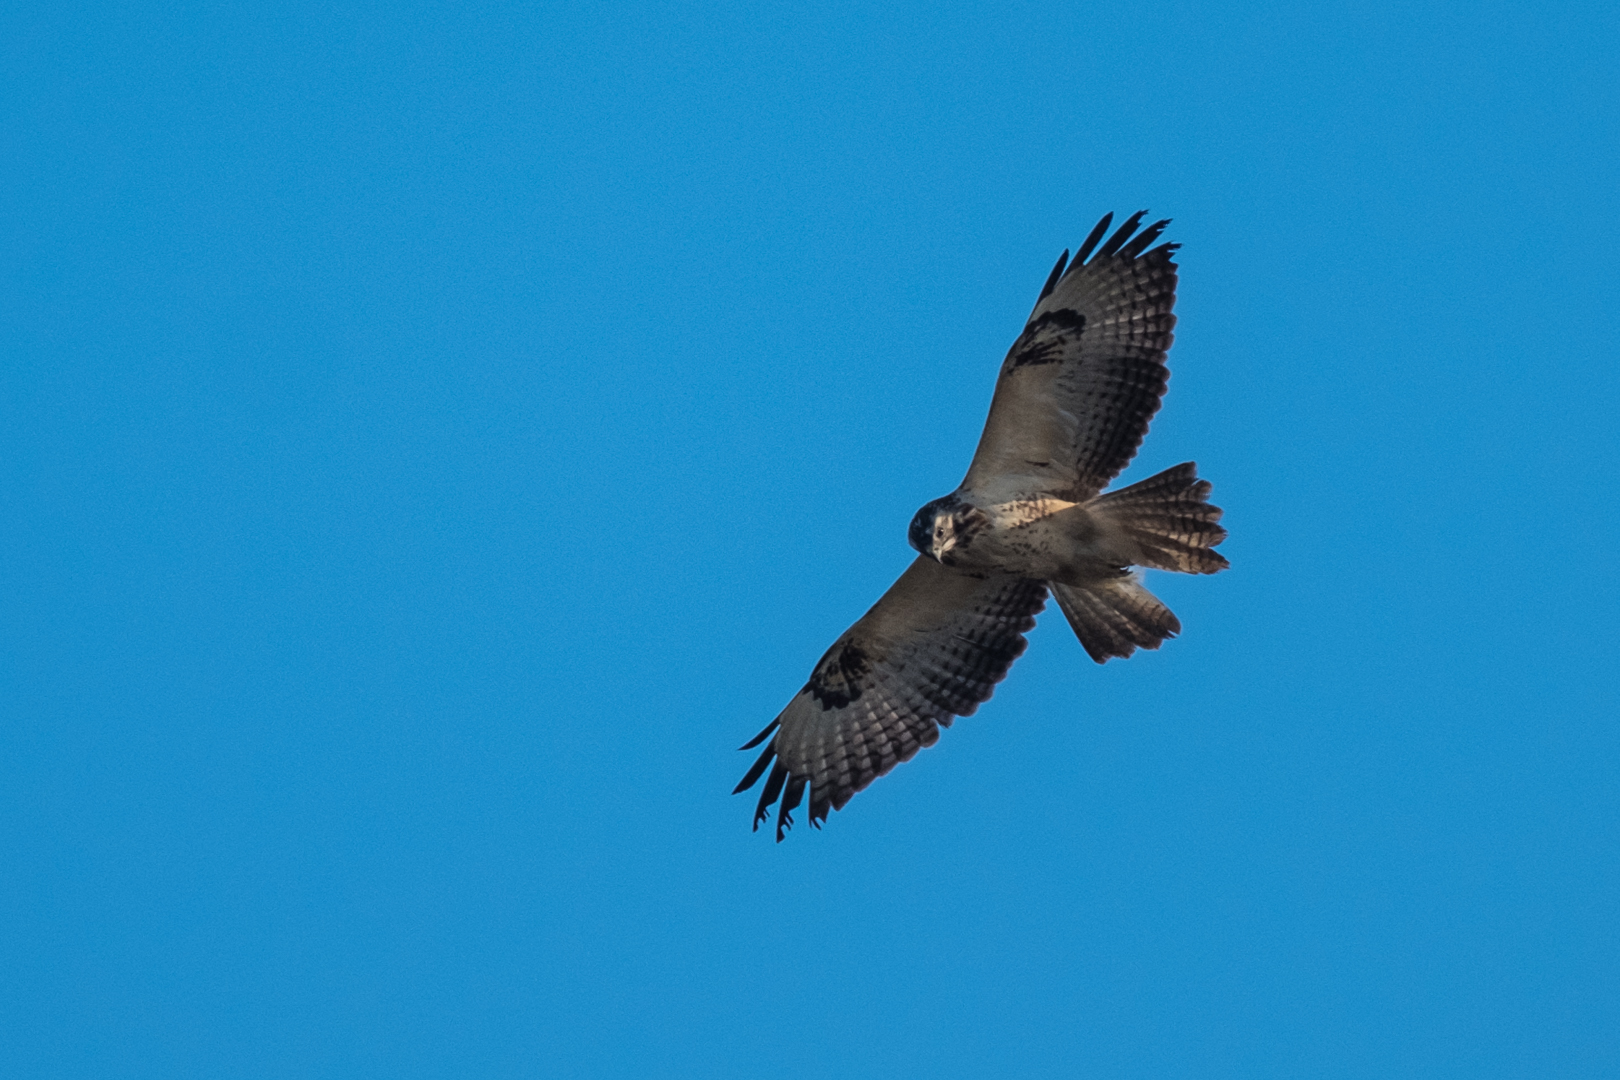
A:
1052;575;1181;664
1090;461;1229;574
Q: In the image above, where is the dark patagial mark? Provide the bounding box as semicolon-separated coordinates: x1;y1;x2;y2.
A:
808;640;872;709
1006;308;1086;368
1030;308;1085;334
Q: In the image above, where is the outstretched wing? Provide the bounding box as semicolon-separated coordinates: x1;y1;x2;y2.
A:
960;211;1180;503
735;557;1046;840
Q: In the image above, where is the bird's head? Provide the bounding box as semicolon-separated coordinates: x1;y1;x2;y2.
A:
908;496;970;563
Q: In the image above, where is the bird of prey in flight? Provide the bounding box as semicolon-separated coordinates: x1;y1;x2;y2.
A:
735;211;1228;840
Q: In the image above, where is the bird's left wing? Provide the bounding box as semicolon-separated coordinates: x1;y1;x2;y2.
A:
735;557;1047;840
960;211;1180;503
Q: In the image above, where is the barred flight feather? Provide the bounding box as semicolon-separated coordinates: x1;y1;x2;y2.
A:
735;557;1045;840
963;210;1180;503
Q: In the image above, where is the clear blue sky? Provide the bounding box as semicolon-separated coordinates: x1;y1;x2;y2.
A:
4;1;1617;1076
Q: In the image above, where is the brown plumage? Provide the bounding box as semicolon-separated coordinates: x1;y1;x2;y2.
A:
736;212;1228;839
735;560;1045;839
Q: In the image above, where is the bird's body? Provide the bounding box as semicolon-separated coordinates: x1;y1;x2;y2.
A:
736;212;1229;839
913;492;1135;587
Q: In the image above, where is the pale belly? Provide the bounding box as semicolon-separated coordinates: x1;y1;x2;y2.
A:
948;501;1137;584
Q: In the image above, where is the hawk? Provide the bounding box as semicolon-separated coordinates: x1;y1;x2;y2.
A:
735;212;1228;840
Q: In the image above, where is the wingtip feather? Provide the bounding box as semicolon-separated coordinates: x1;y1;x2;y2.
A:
775;776;806;842
1120;218;1171;259
733;742;777;795
737;718;779;751
1035;249;1069;304
1097;210;1150;258
1074;213;1113;265
753;762;788;830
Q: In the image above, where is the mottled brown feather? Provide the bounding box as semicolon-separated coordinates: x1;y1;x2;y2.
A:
736;557;1046;839
962;213;1179;502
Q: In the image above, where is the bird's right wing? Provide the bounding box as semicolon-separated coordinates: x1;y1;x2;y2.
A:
735;557;1046;840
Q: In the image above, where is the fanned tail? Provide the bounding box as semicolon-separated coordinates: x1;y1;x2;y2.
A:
1089;461;1228;574
1052;575;1181;664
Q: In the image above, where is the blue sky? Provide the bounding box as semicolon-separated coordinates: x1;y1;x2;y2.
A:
3;1;1617;1076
